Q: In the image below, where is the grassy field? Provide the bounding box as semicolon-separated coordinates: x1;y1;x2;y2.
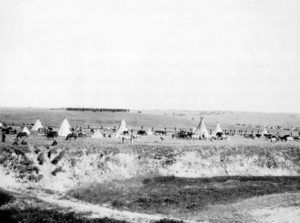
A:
69;176;300;220
1;108;300;134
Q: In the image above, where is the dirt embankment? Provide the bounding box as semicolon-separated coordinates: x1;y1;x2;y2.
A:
0;143;299;192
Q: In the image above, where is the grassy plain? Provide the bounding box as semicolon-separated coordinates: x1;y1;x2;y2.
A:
1;108;300;134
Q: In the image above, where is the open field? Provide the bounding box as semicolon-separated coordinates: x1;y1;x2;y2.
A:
1;108;300;222
1;108;300;134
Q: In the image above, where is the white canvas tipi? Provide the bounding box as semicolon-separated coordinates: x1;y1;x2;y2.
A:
58;118;72;136
22;126;30;135
212;123;223;136
262;127;268;135
115;120;129;138
146;129;153;136
32;119;43;131
193;117;210;138
91;129;103;138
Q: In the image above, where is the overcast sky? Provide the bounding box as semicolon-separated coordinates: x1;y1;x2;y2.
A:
0;0;299;112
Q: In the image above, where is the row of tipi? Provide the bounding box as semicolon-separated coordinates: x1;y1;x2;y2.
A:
19;117;269;139
19;118;130;138
21;119;43;135
21;118;72;137
193;117;269;137
193;117;223;137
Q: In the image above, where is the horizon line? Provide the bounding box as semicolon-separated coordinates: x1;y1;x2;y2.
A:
0;106;299;115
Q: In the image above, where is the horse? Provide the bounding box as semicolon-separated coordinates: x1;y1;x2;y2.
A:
2;127;17;135
78;132;87;137
16;132;28;139
137;130;147;136
215;132;224;139
172;130;193;139
279;135;293;141
130;134;140;142
191;134;199;139
46;131;58;139
293;136;300;140
270;137;278;142
244;134;256;139
154;130;167;136
255;133;262;138
66;133;77;140
121;135;130;142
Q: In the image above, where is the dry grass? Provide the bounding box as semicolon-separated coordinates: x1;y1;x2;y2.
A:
69;176;300;218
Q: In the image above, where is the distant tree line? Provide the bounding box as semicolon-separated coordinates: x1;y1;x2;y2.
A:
66;107;130;112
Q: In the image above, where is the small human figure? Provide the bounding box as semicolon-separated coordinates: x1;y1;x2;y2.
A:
2;133;6;143
130;135;134;143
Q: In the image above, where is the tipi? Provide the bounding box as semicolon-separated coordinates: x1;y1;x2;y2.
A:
146;129;153;136
193;117;210;138
32;119;43;131
22;126;30;135
212;123;223;136
115;120;128;138
91;129;103;138
58;118;72;136
262;127;268;135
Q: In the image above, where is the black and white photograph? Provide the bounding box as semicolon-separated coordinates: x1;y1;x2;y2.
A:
0;0;299;222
